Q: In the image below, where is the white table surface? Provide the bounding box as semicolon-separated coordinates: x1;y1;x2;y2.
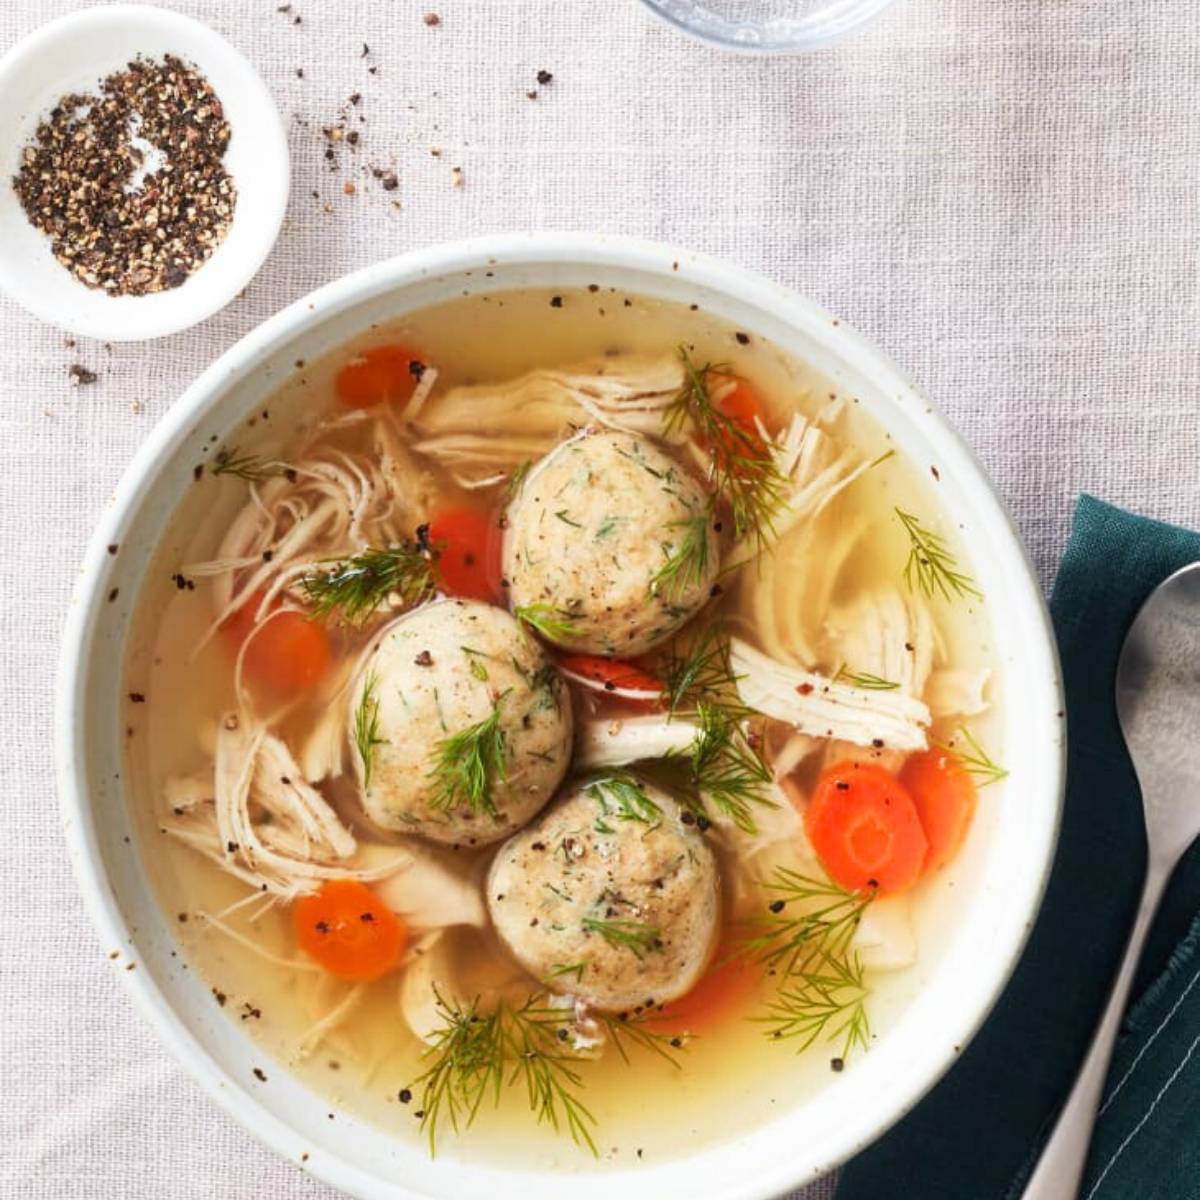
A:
3;1;1198;1197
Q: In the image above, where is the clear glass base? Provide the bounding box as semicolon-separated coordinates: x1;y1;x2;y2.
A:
640;0;898;53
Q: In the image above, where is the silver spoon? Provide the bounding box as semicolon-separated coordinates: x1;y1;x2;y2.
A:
1022;561;1200;1200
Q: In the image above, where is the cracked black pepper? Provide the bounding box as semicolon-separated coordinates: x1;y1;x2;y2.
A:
13;55;237;297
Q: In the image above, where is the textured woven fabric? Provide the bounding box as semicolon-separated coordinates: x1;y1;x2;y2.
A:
2;1;1198;1198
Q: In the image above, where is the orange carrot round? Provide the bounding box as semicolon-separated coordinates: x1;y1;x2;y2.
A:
716;379;767;436
648;940;760;1035
293;879;408;981
806;761;928;896
427;507;502;602
335;344;426;410
243;610;331;694
557;654;664;710
901;748;978;874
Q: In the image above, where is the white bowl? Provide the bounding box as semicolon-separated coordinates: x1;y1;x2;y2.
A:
0;5;288;342
55;234;1065;1199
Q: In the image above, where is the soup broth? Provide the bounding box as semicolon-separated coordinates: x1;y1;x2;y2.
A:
125;287;1002;1169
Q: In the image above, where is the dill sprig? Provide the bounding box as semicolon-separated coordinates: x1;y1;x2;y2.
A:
514;602;581;643
686;701;773;833
581;916;662;959
503;460;532;504
301;543;435;625
598;1012;687;1067
427;702;508;817
895;509;982;603
211;445;283;482
412;991;505;1155
940;724;1008;786
657;620;744;715
586;771;662;830
411;991;596;1157
743;868;876;1061
650;514;712;601
832;663;900;691
753;949;871;1059
353;671;385;788
664;348;791;555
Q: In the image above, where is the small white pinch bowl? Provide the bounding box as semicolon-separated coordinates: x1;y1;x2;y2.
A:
0;5;288;342
56;234;1065;1199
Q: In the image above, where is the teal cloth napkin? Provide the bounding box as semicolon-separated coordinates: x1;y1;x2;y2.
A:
836;496;1200;1200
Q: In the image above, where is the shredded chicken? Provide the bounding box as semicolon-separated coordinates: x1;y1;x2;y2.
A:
574;714;698;769
409;355;687;486
730;638;931;751
853;895;917;971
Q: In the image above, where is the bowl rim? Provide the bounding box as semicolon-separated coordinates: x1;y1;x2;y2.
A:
55;232;1065;1198
0;3;289;341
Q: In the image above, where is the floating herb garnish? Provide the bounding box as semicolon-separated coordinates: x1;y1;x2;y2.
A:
832;663;900;691
743;869;876;1060
427;701;508;817
581;916;662;959
301;543;435;625
685;701;773;833
657;620;744;715
353;671;384;788
502;459;532;504
939;724;1008;786
411;988;683;1157
514;602;581;642
650;513;712;601
211;445;282;482
895;509;982;602
664;348;790;555
586;771;662;828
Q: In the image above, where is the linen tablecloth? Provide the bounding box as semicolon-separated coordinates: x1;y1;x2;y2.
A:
2;1;1198;1197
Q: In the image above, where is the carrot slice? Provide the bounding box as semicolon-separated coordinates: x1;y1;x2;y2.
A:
335;344;427;410
293;880;408;982
716;379;767;436
243;610;332;694
557;654;664;710
648;940;760;1035
219;588;270;644
428;507;502;602
806;761;927;896
900;748;978;874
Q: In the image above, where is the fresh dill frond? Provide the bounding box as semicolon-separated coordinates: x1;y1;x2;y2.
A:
514;603;581;642
598;1011;687;1068
895;509;982;603
743;868;877;1061
665;347;791;556
502;1001;598;1154
832;663;900;691
547;961;588;982
411;991;597;1157
503;460;532;504
650;514;712;601
657;621;744;715
411;990;505;1156
742;867;875;976
581;916;662;959
211;445;283;482
939;724;1008;786
427;702;508;817
301;543;435;625
686;701;773;834
353;671;385;788
586;771;663;827
752;948;871;1059
868;448;896;469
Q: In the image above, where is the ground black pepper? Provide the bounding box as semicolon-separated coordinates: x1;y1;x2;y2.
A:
14;55;236;296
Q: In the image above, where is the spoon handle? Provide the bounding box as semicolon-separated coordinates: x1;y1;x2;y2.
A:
1021;867;1166;1200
